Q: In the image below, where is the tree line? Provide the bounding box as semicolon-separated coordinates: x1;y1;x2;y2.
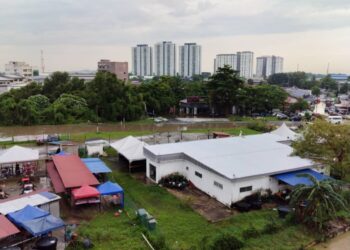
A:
0;66;290;125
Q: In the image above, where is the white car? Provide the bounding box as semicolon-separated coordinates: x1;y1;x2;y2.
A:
154;117;168;123
327;115;343;124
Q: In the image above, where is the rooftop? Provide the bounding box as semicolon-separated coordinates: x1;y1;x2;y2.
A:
144;133;313;180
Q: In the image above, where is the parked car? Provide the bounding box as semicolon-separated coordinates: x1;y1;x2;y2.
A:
289;115;302;122
276;113;288;120
154;117;168;123
36;134;59;145
327;115;343;124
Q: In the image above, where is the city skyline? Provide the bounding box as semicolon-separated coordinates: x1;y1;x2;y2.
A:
1;1;350;74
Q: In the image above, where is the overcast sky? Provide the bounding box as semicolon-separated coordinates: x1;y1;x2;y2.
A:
1;0;350;74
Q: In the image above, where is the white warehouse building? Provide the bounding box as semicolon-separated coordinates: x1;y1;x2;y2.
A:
144;133;316;207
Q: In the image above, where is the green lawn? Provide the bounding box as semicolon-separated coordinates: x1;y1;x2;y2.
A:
186;127;261;136
73;159;314;250
229;115;279;122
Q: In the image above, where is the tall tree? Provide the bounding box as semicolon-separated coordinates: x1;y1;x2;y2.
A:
293;120;350;179
207;65;244;115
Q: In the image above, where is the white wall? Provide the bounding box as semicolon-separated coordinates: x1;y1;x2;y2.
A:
146;158;281;206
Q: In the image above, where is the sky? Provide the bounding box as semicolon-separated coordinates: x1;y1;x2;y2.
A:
0;0;350;74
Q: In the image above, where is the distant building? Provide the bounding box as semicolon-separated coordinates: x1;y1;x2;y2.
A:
256;56;284;78
132;44;153;77
179;43;201;78
237;51;254;79
214;54;237;72
97;59;128;81
154;41;176;76
5;61;33;78
330;74;349;85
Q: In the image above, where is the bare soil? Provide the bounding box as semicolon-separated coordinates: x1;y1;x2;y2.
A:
166;186;235;222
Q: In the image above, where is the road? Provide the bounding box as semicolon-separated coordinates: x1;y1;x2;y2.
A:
314;231;350;250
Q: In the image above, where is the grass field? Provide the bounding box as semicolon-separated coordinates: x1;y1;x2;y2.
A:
73;159;314;250
229;115;279;122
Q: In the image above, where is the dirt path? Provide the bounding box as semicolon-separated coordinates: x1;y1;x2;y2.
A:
314;231;350;250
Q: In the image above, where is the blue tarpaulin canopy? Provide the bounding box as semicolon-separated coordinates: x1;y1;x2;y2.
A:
7;205;49;226
97;181;124;208
82;158;112;174
20;214;65;236
97;181;123;195
273;169;330;186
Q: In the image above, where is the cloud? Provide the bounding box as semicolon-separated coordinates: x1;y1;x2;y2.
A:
0;0;350;46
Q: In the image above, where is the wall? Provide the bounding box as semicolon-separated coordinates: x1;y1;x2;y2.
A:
146;158;281;206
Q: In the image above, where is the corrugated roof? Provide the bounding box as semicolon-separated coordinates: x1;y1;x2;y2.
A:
144;134;314;180
0;192;60;215
52;155;99;189
0;215;20;239
82;158;112;174
47;161;66;193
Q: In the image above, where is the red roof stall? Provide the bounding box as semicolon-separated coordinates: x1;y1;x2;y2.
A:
50;155;99;191
71;185;100;206
0;215;20;240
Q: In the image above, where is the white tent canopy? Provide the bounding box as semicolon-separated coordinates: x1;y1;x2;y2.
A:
110;136;146;163
270;123;298;141
0;145;39;164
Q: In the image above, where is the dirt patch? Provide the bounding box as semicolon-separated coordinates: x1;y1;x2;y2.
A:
166;186;235;222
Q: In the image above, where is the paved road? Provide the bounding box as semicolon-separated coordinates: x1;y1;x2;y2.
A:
314;231;350;250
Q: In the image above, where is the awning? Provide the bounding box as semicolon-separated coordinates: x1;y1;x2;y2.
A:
0;145;39;164
20;215;65;236
97;181;123;196
0;215;20;239
7;205;49;226
110;136;146;163
82;158;112;174
72;185;100;200
273;169;330;186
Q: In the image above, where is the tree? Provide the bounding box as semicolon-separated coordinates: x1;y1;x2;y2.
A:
42;72;71;101
210;233;244;250
339;83;349;94
207;65;244;115
289;99;309;113
311;86;321;96
293;120;350;179
290;174;347;232
320;75;338;92
268;72;308;88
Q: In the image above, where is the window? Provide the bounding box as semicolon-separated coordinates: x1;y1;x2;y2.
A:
195;171;202;178
214;181;223;189
240;186;252;193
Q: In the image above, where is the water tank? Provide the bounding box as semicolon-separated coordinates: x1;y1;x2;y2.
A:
35;236;58;250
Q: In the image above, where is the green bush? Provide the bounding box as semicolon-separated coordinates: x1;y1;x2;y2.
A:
210;233;244;250
247;121;273;133
341;190;350;205
142;230;169;250
262;220;281;234
242;225;260;240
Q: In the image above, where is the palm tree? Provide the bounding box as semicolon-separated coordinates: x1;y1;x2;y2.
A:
290;174;347;232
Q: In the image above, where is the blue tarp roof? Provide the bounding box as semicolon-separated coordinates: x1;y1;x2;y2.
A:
20;215;65;236
97;181;123;195
273;169;330;186
39;191;58;200
55;151;70;156
7;205;49;226
82;158;112;174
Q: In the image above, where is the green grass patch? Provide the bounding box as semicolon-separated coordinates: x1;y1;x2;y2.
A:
74;159;315;249
59;130;153;142
229;115;279;122
186;127;261;136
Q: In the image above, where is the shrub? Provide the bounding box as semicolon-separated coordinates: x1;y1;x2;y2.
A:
159;172;188;190
210;233;244;250
341;190;350;205
242;225;260;240
262;219;281;234
247;121;273;133
142;230;169;250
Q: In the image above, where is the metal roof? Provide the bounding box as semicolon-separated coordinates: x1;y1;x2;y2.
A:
0;192;60;215
51;155;100;189
0;215;20;239
82;158;111;174
144;134;314;181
